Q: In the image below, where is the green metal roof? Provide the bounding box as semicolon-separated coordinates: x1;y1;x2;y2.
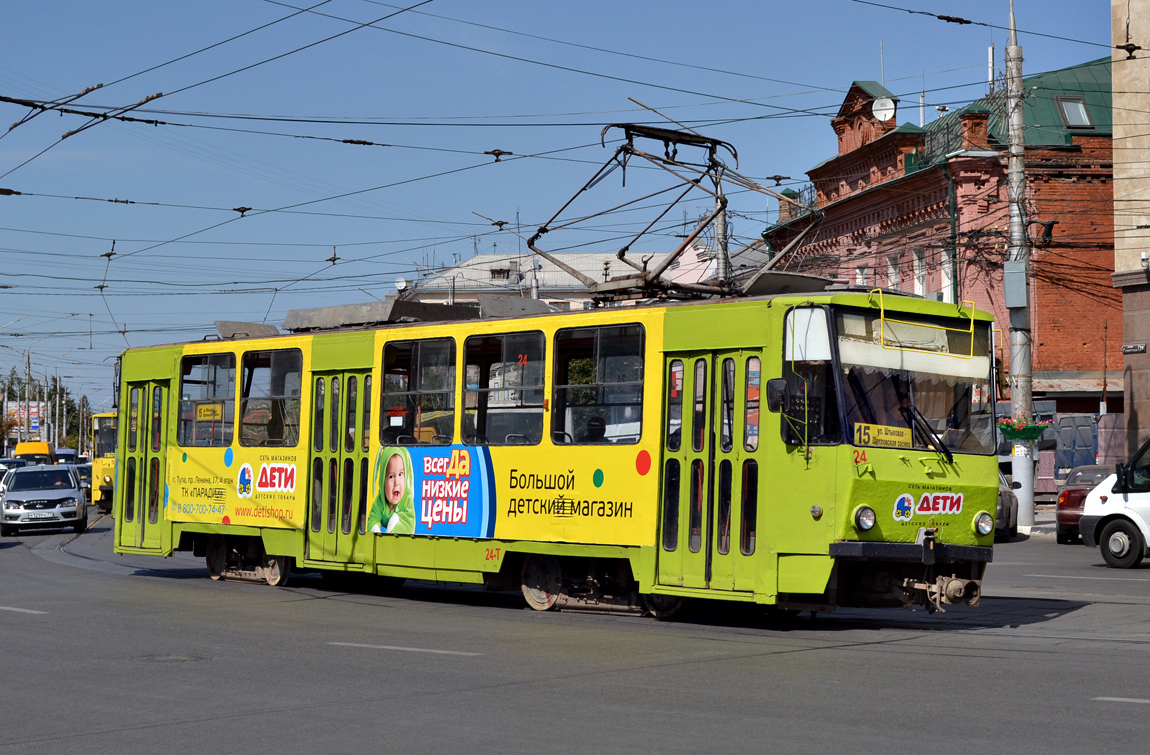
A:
925;57;1111;150
851;81;899;102
1013;57;1111;144
801;59;1111;186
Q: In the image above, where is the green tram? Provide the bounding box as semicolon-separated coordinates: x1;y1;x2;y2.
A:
112;288;998;615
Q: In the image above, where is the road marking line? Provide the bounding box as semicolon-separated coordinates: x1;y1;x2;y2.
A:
1025;574;1150;582
0;606;46;615
328;642;480;656
1094;697;1150;704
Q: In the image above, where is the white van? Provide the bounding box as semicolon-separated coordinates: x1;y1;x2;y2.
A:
1080;439;1150;568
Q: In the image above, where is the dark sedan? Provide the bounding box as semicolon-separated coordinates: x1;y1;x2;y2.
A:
1057;465;1115;544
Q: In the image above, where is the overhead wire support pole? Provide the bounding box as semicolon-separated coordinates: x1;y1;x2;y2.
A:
1004;0;1036;534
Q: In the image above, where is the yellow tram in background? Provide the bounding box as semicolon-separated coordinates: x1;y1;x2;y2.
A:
90;412;117;513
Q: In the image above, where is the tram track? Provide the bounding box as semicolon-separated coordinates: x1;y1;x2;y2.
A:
50;512;208;579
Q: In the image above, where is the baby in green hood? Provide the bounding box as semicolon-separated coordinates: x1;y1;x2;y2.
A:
367;446;416;535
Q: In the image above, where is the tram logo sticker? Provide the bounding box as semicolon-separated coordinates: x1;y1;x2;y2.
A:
893;493;915;521
893;491;965;520
916;492;963;515
236;463;254;498
255;463;296;493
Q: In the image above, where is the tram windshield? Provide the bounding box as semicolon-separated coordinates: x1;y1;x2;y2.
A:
834;307;995;456
94;416;117;457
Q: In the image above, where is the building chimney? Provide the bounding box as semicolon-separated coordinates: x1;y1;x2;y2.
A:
778;189;802;222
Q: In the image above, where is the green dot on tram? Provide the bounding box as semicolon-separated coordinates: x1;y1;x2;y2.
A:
593;469;604;487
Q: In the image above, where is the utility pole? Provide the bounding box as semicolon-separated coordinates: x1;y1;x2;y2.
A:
23;350;29;442
1004;0;1036;533
714;183;729;281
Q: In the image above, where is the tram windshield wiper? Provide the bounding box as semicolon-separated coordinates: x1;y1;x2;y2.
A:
901;403;954;464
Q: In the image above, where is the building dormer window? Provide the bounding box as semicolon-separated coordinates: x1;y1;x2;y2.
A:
1055;96;1094;129
490;268;510;280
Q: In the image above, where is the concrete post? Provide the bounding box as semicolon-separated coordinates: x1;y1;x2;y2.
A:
1005;0;1036;533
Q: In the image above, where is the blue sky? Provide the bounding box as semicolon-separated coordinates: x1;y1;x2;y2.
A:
0;0;1110;407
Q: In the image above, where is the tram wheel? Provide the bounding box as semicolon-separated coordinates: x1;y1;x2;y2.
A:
521;554;562;611
641;594;686;620
263;554;293;587
205;535;226;580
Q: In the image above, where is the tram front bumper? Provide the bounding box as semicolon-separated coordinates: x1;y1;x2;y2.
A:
829;541;993;565
829;539;992;612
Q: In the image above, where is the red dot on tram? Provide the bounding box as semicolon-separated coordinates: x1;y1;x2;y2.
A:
222;516;231;525
635;450;651;475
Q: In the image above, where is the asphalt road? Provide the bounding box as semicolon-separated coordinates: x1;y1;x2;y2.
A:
2;510;1149;754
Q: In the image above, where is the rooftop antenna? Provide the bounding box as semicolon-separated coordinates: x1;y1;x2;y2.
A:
880;40;885;86
920;69;925;127
989;42;996;94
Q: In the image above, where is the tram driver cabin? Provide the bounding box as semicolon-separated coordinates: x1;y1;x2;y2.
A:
113;287;999;615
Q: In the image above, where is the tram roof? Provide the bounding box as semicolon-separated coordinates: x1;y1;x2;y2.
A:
124;284;992;355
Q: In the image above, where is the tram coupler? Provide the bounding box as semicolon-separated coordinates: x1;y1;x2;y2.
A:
554;590;645;615
218;565;270;583
895;575;982;613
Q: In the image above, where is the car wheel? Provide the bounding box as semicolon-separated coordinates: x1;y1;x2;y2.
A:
1099;519;1146;569
0;524;13;537
73;517;85;534
1056;527;1073;545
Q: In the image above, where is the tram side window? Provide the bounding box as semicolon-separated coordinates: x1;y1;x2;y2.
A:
381;338;456;445
741;460;758;555
744;356;761;452
666;360;684;451
780;308;841;446
128;388;139;452
552;324;644;445
463;332;545;446
178;354;236;447
239;349;302;447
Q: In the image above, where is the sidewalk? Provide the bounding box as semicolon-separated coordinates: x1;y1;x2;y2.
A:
1027;504;1056;536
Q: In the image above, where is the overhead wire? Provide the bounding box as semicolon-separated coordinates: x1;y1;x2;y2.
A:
0;0;436;181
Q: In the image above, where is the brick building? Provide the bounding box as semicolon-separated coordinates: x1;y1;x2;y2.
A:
761;60;1120;414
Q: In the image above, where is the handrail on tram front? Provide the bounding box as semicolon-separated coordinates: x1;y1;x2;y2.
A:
866;289;978;360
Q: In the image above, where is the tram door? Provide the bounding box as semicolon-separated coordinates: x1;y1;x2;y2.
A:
657;352;759;592
118;380;168;552
307;371;374;564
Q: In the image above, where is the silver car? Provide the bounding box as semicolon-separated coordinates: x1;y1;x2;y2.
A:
996;471;1020;541
0;465;87;536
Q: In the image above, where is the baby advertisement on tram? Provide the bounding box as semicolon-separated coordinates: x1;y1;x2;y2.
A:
369;445;496;538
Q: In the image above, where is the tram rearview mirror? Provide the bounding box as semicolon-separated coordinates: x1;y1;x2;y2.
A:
766;378;789;413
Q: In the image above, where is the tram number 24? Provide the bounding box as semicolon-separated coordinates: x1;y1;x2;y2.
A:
485;547;502;562
851;427;870;465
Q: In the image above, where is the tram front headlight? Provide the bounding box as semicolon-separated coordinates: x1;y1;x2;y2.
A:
854;506;876;531
974;512;994;536
103;475;112;484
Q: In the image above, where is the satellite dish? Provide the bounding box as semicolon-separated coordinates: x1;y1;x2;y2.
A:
871;98;895;122
395;277;408;292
